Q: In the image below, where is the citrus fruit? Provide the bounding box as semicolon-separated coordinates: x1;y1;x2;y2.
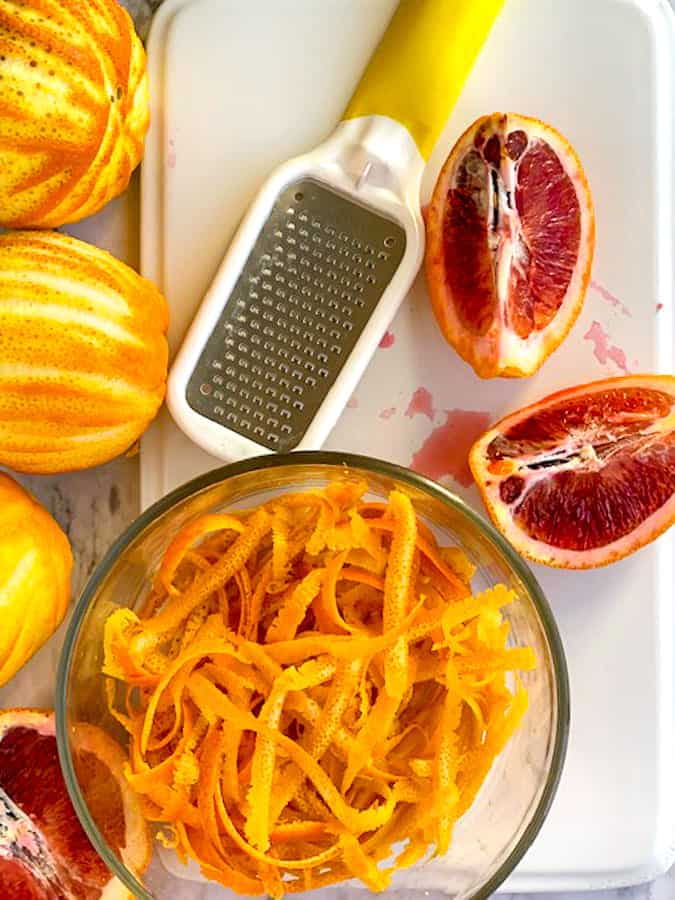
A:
0;231;168;474
469;376;675;568
0;474;72;687
425;112;595;378
0;709;150;898
0;0;149;229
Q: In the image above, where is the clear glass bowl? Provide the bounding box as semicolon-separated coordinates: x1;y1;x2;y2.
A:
56;451;569;899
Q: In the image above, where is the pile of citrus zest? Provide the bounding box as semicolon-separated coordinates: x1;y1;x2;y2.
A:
102;480;536;897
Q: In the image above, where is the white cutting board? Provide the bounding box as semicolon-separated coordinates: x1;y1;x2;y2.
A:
140;0;675;892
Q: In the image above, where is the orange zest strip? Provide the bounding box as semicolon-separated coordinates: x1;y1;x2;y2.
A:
342;690;400;793
433;693;462;855
367;518;468;598
245;656;336;850
156;514;246;595
139;509;271;639
245;563;271;640
139;640;240;754
312;550;354;634
266;569;325;643
234;567;252;635
340;832;391;892
215;781;339;871
244;685;287;851
340;567;385;591
271;508;291;583
382;491;417;699
270;821;326;845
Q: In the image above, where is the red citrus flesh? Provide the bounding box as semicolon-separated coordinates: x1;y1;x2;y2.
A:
425;113;595;378
469;376;675;568
0;710;147;899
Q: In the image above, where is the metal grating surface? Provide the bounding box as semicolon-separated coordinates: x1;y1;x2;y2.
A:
186;178;406;451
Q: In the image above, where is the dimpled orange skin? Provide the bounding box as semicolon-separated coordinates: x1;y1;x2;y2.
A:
0;0;149;229
0;230;169;474
0;474;73;686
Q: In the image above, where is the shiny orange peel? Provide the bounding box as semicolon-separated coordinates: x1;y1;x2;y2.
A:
103;479;535;896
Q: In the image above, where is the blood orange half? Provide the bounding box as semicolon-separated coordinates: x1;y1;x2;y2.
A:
425;113;595;378
469;376;675;568
0;709;150;899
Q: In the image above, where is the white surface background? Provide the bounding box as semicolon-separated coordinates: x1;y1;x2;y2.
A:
139;0;675;893
0;0;672;898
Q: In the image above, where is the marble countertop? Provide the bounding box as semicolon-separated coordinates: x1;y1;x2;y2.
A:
1;1;673;895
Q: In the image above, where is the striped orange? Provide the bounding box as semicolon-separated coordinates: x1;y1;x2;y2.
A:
0;474;72;686
0;0;149;228
0;230;168;474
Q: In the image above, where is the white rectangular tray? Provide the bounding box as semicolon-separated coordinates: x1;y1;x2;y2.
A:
140;0;675;891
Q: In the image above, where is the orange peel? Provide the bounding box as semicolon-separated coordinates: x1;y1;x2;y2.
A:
103;480;535;897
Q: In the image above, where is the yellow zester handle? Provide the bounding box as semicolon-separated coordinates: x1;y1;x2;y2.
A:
343;0;505;160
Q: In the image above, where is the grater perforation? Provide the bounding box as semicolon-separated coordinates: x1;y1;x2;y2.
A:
186;178;406;452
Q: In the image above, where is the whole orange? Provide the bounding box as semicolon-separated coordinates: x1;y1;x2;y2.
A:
0;474;73;686
0;230;169;474
0;0;149;228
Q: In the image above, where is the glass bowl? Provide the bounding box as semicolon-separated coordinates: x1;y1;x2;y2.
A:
56;451;569;899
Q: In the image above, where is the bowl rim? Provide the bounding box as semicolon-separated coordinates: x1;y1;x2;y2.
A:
56;450;570;899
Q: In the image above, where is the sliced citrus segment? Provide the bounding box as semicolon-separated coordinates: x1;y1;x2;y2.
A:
0;708;150;898
425;112;595;377
470;376;675;567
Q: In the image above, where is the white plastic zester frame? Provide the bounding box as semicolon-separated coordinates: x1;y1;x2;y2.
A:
166;0;504;462
167;117;424;461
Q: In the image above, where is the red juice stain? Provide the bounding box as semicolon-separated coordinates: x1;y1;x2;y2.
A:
410;410;491;487
590;279;631;317
346;396;359;409
607;346;630;375
379;407;396;420
656;303;664;312
405;387;434;421
379;331;395;349
606;345;628;372
167;137;176;169
583;320;629;373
